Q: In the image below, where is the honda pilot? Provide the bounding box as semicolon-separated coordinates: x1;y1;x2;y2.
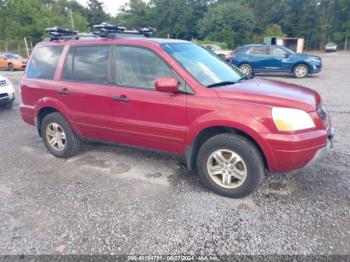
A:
20;25;334;198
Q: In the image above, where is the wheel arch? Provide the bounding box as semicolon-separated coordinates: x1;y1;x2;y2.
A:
292;62;311;73
185;125;269;173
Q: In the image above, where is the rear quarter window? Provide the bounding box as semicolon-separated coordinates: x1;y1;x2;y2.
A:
26;46;63;79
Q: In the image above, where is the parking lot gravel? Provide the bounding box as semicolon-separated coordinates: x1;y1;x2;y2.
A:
0;51;349;256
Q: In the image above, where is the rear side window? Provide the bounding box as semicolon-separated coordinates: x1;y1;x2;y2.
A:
115;46;174;89
234;46;250;54
249;46;267;55
27;46;63;79
63;45;110;84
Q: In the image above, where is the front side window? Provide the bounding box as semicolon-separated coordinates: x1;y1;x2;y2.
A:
270;46;288;56
115;46;174;89
162;43;243;87
63;45;110;84
27;46;63;79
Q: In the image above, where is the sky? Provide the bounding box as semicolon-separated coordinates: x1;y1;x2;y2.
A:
76;0;130;16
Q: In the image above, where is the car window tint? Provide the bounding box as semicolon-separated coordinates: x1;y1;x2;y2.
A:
250;46;267;55
115;46;174;89
271;46;287;56
234;46;250;54
27;46;63;79
63;45;110;84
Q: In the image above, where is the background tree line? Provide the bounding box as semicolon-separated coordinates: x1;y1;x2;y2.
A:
0;0;349;54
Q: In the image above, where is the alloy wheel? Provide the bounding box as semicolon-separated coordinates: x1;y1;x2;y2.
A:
206;149;248;189
46;123;66;151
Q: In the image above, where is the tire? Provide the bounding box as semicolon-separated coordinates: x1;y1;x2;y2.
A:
7;63;14;72
293;64;309;78
41;112;81;158
239;63;253;77
3;100;14;109
196;133;265;198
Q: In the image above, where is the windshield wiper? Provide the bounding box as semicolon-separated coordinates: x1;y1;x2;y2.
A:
207;81;238;88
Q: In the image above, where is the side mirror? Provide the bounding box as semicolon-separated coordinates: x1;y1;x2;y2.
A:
155;78;179;93
284;53;290;58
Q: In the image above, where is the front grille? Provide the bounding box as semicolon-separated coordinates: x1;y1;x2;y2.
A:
0;80;7;87
0;93;8;98
317;104;327;121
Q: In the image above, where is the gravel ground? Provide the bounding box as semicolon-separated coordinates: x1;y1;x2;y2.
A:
0;51;349;256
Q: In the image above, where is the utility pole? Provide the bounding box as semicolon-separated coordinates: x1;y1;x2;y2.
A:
69;0;75;30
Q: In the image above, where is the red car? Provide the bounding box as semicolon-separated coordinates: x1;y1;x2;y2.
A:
20;29;334;198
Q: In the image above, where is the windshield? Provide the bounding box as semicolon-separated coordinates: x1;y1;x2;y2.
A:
162;43;244;87
7;53;21;59
280;46;295;55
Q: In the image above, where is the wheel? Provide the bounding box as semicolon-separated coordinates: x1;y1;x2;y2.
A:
239;63;253;77
3;100;14;109
7;63;14;72
41;112;81;158
293;64;309;78
196;133;265;198
218;54;225;59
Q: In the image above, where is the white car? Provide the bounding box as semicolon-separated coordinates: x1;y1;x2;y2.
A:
325;42;337;52
204;44;234;61
0;74;15;108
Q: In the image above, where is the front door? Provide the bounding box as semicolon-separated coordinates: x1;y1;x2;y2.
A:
268;46;291;72
111;46;187;154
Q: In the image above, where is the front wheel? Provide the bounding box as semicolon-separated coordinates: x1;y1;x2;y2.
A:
41;112;81;158
196;133;265;198
8;63;14;72
293;64;309;78
239;63;253;77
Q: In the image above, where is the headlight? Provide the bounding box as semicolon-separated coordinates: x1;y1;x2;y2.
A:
272;107;315;131
310;57;320;62
0;79;8;87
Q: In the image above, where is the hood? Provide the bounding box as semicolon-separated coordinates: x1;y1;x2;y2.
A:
291;53;321;60
215;77;320;112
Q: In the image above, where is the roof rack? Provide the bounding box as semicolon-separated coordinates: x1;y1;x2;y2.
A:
93;22;156;38
45;26;79;41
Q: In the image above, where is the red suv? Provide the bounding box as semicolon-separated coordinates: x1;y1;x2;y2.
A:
20;29;334;198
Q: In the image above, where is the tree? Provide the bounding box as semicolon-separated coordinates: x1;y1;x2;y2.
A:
198;2;255;48
85;0;109;30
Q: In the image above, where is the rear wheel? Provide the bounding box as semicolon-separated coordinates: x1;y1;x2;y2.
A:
239;63;253;77
41;112;81;158
196;133;265;198
293;64;309;78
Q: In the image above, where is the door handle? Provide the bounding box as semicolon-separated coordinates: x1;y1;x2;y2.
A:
57;88;71;95
113;95;129;102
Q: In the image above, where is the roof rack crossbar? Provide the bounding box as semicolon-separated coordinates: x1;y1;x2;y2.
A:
45;26;78;41
93;22;156;38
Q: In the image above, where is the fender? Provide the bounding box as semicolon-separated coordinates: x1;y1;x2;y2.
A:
33;96;83;136
186;109;277;172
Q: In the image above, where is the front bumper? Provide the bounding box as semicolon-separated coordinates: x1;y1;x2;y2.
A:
263;123;334;173
304;128;335;168
0;83;15;105
310;62;322;73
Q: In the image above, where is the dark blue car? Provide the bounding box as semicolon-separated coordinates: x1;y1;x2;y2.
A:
231;44;322;78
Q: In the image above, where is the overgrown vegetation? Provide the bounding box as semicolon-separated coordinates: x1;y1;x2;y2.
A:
0;0;349;52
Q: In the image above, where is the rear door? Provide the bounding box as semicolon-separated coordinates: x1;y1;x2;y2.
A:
58;45;116;142
111;45;187;154
247;46;269;71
